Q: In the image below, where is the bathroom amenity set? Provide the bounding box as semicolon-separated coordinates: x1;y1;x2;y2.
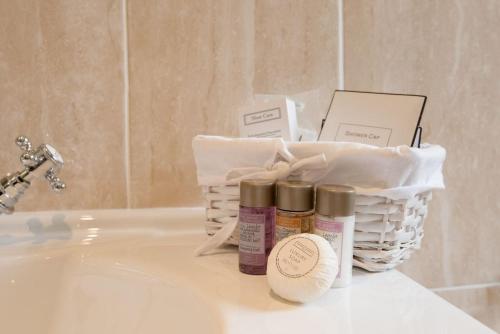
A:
192;90;446;303
238;180;354;281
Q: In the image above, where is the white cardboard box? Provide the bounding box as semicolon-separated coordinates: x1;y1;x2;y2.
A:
239;95;299;141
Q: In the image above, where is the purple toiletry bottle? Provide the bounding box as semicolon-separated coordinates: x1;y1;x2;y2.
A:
238;179;276;275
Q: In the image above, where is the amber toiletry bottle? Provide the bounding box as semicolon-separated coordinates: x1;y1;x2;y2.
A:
275;180;315;243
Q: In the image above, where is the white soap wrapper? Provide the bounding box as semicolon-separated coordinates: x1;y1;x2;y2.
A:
267;234;338;303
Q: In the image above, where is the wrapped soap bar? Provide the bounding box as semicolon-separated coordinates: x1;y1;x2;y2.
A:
267;233;338;303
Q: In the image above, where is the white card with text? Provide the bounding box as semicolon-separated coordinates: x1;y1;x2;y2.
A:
239;95;299;141
318;91;426;147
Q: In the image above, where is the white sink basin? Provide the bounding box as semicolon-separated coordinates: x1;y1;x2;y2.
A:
0;208;494;334
1;252;221;334
0;209;222;334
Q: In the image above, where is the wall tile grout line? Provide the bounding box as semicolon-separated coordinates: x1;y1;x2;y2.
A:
431;281;500;293
337;0;344;90
122;0;131;208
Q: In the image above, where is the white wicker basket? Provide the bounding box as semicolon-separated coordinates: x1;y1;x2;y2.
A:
193;135;445;271
202;184;431;272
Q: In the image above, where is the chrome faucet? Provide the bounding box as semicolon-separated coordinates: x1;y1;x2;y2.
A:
0;136;65;214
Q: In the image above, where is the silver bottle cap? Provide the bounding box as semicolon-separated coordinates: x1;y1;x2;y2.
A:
276;180;314;212
240;179;275;208
315;184;355;217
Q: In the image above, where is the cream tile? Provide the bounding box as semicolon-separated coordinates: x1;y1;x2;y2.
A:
127;0;255;207
345;1;500;286
127;0;338;207
255;0;338;132
435;286;500;332
0;0;127;211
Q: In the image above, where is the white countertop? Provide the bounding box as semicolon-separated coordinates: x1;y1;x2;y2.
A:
0;208;494;334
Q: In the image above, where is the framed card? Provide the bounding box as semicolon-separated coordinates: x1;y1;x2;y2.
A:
318;90;426;147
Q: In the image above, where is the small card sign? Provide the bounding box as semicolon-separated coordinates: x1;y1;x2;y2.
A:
239;95;299;141
318;90;426;147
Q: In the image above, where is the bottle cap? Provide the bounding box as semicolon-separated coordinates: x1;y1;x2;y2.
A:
315;184;355;217
240;179;275;208
276;181;314;212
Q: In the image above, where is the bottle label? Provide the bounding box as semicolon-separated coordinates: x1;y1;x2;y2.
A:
275;214;313;242
239;210;266;266
275;236;319;278
314;218;345;278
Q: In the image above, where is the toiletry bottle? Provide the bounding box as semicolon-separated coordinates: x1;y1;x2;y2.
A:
313;184;356;288
239;179;276;275
275;181;314;242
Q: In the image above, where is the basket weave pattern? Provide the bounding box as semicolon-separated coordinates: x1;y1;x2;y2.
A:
203;185;432;272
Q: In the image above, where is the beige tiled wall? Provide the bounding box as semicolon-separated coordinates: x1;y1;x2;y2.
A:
126;0;337;207
0;0;127;211
0;0;498;330
435;286;500;331
0;0;337;209
127;0;255;207
254;0;338;130
344;0;500;331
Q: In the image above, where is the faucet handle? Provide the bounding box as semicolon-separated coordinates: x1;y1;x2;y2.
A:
16;135;64;170
14;135;65;191
16;136;43;168
45;168;66;192
0;136;66;215
16;136;32;151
